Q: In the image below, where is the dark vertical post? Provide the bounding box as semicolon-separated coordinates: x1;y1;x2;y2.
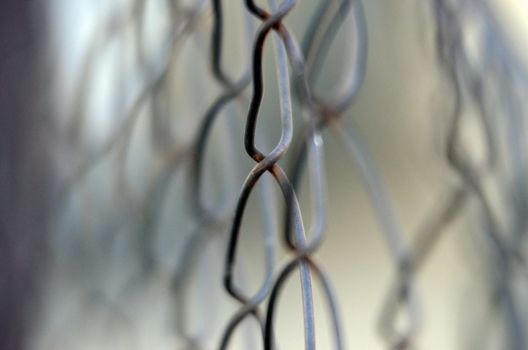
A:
0;1;52;349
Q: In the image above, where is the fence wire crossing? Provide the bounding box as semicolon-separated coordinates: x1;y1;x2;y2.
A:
47;0;528;349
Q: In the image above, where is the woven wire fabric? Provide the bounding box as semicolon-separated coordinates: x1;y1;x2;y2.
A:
39;0;528;349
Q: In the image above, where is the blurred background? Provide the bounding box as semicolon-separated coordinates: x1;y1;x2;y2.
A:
2;0;528;349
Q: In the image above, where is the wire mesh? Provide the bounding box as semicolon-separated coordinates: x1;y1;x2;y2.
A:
33;0;528;349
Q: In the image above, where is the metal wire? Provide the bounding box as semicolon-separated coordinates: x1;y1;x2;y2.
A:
39;0;528;349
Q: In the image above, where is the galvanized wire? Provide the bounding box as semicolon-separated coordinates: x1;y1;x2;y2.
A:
41;0;528;349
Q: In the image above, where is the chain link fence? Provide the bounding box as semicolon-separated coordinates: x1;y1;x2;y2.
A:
31;0;528;349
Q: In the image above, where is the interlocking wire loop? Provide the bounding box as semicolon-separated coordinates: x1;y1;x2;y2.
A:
47;0;528;349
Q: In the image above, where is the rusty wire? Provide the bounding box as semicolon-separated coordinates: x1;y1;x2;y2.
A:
44;0;528;349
